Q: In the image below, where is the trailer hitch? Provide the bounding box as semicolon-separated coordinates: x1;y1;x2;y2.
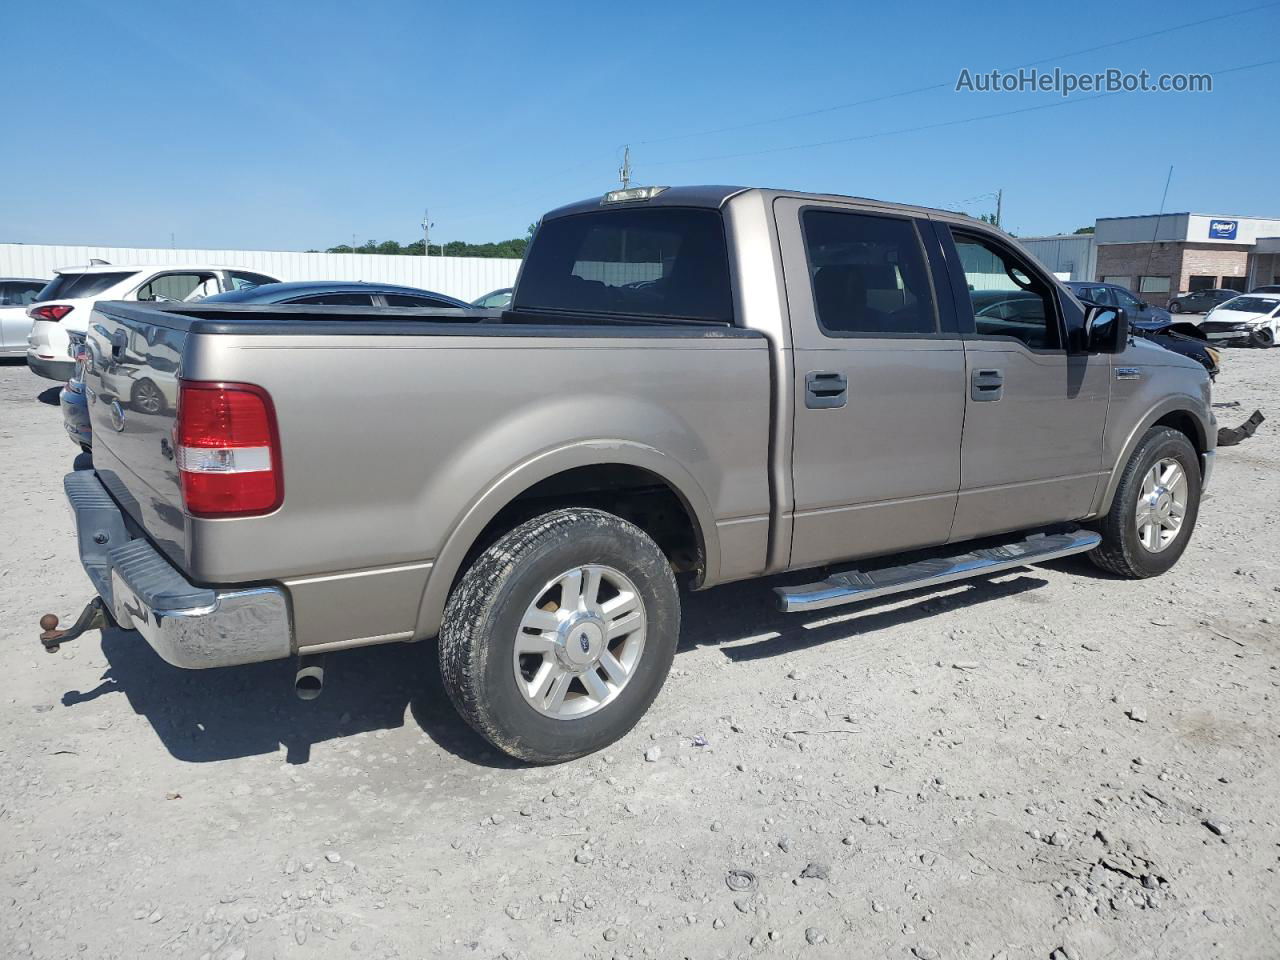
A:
39;597;115;654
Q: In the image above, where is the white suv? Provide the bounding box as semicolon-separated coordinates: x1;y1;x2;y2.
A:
26;264;279;380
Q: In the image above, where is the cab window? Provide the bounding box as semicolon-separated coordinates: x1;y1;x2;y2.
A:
801;209;937;336
952;231;1059;349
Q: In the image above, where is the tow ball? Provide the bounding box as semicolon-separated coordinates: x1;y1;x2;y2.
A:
38;597;114;654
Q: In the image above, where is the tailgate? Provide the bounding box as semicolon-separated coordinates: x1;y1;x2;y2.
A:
84;304;190;569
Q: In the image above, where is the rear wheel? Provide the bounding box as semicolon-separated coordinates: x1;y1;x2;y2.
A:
1089;427;1201;578
1169;301;1184;314
439;508;680;764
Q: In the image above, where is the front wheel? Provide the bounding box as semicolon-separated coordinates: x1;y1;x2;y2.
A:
1089;426;1201;578
1252;326;1275;348
439;508;680;764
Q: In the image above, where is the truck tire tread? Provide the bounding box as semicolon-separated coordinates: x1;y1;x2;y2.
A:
439;507;679;764
1089;426;1200;579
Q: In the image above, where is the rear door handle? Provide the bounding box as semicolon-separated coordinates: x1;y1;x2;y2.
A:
805;371;848;409
971;368;1003;402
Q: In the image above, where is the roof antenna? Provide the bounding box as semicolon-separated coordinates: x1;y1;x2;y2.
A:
618;146;632;189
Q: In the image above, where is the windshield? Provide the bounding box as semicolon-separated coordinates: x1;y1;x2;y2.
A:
1221;296;1280;314
36;271;138;302
515;207;733;323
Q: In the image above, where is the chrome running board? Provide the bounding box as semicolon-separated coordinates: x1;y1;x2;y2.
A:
775;528;1101;614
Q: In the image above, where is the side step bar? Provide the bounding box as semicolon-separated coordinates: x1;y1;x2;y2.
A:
775;528;1102;614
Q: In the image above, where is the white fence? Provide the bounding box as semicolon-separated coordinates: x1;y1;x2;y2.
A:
0;244;522;302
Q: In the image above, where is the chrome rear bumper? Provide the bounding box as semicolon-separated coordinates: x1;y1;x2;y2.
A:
66;471;293;668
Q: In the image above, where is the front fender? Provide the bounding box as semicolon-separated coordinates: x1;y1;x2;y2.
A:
1094;394;1212;516
413;438;720;639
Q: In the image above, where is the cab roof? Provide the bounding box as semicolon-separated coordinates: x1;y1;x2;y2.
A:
541;185;982;224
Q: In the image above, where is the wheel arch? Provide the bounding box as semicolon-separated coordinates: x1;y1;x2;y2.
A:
1096;400;1208;515
414;440;719;639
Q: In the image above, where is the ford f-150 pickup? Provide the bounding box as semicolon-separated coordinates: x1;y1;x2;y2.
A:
44;185;1216;763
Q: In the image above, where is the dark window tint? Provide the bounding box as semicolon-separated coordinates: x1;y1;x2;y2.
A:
229;271;278;291
515;208;732;323
801;210;936;335
2;281;44;305
383;293;457;307
36;271;137;301
1077;285;1114;306
291;293;376;306
953;232;1058;349
1109;286;1139;309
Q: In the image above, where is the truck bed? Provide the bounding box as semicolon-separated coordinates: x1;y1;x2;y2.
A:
82;300;773;649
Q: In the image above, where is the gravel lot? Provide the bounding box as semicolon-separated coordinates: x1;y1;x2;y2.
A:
1;348;1277;960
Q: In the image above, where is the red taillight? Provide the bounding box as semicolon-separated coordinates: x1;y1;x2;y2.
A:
175;380;283;517
29;304;73;322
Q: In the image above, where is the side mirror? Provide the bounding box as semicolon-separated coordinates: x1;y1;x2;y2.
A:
1084;305;1129;353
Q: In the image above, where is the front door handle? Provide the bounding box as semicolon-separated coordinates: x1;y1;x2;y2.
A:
971;368;1003;402
805;371;848;409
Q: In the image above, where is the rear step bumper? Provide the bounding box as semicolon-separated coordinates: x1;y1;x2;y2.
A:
65;471;293;668
775;528;1102;614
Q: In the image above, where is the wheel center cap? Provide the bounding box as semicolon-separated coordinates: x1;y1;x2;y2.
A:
557;616;604;670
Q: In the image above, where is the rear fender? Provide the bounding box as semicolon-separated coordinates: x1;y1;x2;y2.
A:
413;439;719;639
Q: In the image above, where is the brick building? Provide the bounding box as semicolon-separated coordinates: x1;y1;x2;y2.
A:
1092;213;1280;307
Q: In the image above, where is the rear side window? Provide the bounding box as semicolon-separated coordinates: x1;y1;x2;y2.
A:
801;210;937;335
383;293;458;307
36;271;137;301
2;281;44;305
290;293;376;306
515;208;733;323
229;271;278;291
136;272;220;302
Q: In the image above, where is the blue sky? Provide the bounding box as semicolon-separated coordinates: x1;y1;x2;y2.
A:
5;0;1278;249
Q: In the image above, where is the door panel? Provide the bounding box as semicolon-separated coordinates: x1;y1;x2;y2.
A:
789;341;966;567
951;341;1109;540
775;197;965;569
944;226;1110;541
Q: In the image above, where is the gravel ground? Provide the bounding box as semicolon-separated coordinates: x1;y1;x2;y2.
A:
1;349;1277;960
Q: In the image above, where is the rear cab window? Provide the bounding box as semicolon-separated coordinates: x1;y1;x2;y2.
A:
514;207;733;323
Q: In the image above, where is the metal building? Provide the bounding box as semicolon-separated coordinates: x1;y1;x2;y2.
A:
1017;233;1098;282
0;244;521;302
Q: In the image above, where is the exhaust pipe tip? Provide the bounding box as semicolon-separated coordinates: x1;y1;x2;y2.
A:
295;664;324;701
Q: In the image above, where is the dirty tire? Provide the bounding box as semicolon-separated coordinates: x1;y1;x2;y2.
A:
1089;426;1201;578
1252;326;1275;348
439;508;680;764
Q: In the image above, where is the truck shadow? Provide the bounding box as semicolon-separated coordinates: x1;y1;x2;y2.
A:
679;570;1049;659
58;569;1050;768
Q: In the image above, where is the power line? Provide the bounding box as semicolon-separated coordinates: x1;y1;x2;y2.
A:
636;0;1280;147
645;57;1280;168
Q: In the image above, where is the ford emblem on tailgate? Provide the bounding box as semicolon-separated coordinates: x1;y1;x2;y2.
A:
109;400;126;432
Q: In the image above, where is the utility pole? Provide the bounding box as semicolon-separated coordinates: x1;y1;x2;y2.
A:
421;209;433;257
351;233;357;254
618;146;632;189
995;189;1003;229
